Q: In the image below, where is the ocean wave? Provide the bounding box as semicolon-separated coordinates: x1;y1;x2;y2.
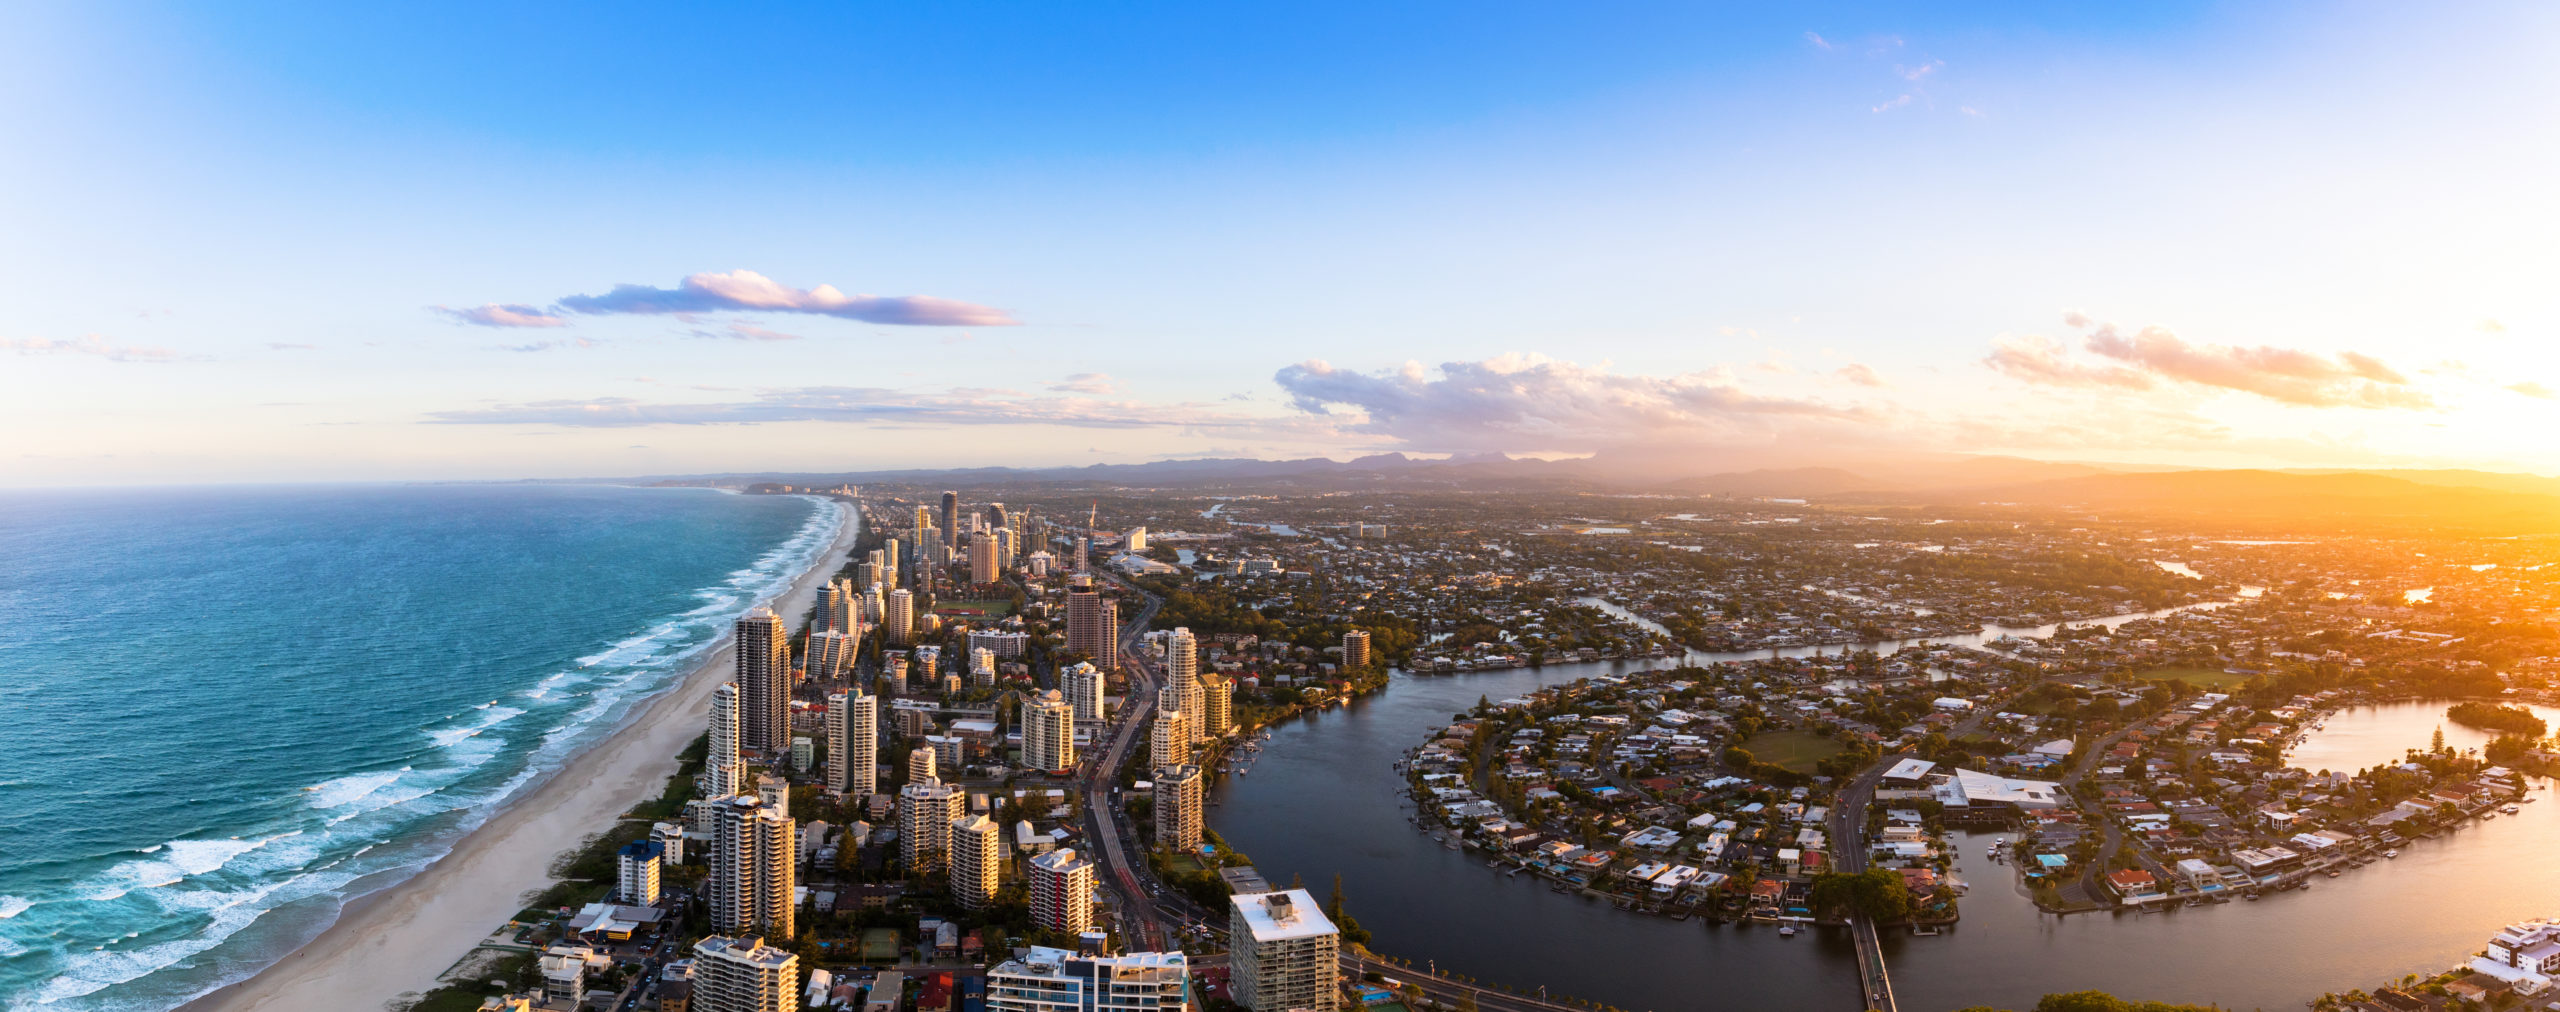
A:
0;895;27;919
425;706;525;749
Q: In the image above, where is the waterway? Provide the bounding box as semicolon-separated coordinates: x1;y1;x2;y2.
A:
1212;649;2558;1010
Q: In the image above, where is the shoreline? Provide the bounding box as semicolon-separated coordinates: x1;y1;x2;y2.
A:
180;497;861;1012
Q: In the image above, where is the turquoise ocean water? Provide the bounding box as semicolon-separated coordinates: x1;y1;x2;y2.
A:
0;484;843;1009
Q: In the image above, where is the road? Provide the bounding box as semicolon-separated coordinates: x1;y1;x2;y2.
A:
1069;569;1187;949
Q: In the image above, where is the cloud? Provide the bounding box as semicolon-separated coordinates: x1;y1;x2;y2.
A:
266;342;316;351
2481;319;2508;333
687;322;804;342
493;338;599;353
1;334;180;362
427;386;1271;432
2508;381;2556;399
1833;363;1887;387
435;304;570;328
1047;372;1120;396
557;269;1015;326
1871;94;1914;113
1804;31;1832;50
1270;354;1874;455
1987;313;2434;409
1899;60;1943;82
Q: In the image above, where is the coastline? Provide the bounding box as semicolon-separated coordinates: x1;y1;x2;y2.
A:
180;497;861;1012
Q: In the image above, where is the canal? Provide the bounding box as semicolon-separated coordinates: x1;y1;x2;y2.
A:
1211;646;2560;1010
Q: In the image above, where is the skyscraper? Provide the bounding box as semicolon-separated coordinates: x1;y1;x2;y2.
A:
1066;589;1117;669
881;537;900;589
1150;692;1188;772
940;490;959;549
706;682;746;800
969;532;1001;584
908;743;938;782
1021;689;1076;774
949;813;1001;910
825;688;876;797
736;608;790;754
691;935;800;1012
1156;763;1204;853
1343;629;1372;670
1201;675;1231;740
885;589;915;646
1061;661;1105;724
1228;890;1340;1012
898;778;965;873
708;795;795;939
806;630;853;677
1167;628;1204;743
1027;848;1097;935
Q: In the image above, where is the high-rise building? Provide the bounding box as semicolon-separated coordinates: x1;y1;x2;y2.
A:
736;609;790;754
1155;763;1203;853
1065;589;1115;668
989;502;1009;532
1167;628;1204;743
1342;629;1372;670
1026;849;1097;935
1125;526;1147;552
708;796;795;938
988;947;1187;1012
885;590;915;646
617;840;663;906
908;744;938;783
949;813;1002;910
1021;689;1076;774
806;630;854;678
691;935;800;1012
818;582;847;633
706;682;746;799
755;773;790;819
1200;675;1232;739
1061;662;1105;724
898;778;966;873
825;688;877;798
970;532;1001;584
882;537;901;589
1149;694;1188;772
940;490;960;549
1228;890;1340;1012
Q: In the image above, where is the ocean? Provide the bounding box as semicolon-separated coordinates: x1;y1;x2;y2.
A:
0;483;844;1009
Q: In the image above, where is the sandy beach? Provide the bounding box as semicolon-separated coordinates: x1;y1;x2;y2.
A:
181;497;863;1012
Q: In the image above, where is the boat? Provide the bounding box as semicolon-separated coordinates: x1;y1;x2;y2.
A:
1779;925;1799;937
2503;805;2522;815
2384;849;2399;858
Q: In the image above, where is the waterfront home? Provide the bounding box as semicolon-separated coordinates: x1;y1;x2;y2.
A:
2105;868;2162;900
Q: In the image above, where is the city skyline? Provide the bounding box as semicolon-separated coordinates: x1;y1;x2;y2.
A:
9;2;2560;485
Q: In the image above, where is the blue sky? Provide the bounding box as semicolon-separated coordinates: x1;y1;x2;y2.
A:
5;2;2557;483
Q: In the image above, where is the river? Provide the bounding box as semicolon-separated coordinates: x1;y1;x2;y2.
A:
1211;654;2558;1009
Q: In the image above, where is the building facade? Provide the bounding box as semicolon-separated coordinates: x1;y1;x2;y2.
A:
691;935;800;1012
706;682;746;801
987;947;1188;1012
825;688;877;798
617;840;663;906
1022;689;1077;774
735;608;791;754
1155;763;1204;853
1228;890;1340;1012
950;813;1002;910
708;796;795;939
1342;629;1371;670
899;778;966;873
1027;848;1097;934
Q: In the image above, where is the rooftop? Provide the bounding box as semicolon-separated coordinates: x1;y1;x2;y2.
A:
1232;888;1338;942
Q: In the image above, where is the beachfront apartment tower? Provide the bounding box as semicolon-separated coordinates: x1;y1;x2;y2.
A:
987;947;1188;1012
692;935;800;1012
886;590;915;646
1065;589;1116;669
1155;763;1204;853
708;796;796;939
1062;662;1105;724
940;490;959;549
1028;848;1097;935
1342;629;1371;670
899;778;966;874
817;583;846;633
950;813;1002;910
825;689;877;798
806;629;854;678
1022;689;1077;774
1149;695;1188;772
735;608;790;754
706;682;746;800
1228;890;1340;1012
617;840;663;906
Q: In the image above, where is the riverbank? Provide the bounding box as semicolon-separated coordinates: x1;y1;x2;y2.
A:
180;498;862;1012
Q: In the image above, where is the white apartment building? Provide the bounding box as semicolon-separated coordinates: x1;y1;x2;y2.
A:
708;796;795;939
1028;848;1096;934
899;778;966;873
692;935;800;1012
826;688;878;797
1228;889;1339;1012
950;814;1002;910
1022;689;1077;774
1155;764;1204;853
988;947;1188;1012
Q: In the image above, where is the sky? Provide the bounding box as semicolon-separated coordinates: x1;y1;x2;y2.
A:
4;1;2558;485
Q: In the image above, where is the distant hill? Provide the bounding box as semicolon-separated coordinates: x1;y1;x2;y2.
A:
1660;456;2114;497
1962;469;2560;534
2290;468;2560;498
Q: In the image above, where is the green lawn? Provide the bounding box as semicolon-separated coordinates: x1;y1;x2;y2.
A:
1742;730;1845;774
861;927;902;962
2129;665;2253;689
934;599;1014;618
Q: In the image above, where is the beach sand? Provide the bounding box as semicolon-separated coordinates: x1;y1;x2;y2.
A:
181;498;862;1012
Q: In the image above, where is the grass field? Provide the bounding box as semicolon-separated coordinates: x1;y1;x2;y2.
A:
861;927;902;962
934;599;1015;618
2129;665;2253;688
1742;730;1846;774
